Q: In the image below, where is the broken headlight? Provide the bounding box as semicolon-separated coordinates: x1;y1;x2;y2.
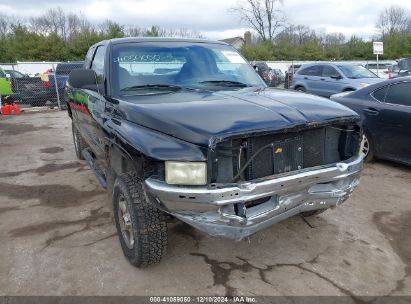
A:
165;161;207;185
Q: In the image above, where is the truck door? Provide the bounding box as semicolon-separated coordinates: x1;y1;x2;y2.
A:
79;45;108;166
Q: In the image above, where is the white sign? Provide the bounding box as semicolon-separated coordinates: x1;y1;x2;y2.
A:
373;42;384;55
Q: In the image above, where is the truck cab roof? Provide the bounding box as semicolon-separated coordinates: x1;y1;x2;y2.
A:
92;37;229;47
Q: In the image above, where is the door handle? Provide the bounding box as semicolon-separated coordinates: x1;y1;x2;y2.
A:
320;78;325;81
364;108;379;115
304;77;308;80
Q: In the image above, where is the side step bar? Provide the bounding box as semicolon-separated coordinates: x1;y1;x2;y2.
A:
82;148;107;189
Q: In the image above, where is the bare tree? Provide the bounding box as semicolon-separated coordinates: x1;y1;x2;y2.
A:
324;32;345;46
126;26;145;37
29;8;66;39
163;28;204;38
275;24;317;46
376;5;411;37
0;14;10;38
231;0;286;42
67;13;94;40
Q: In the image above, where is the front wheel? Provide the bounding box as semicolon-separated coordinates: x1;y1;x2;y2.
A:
72;122;86;160
113;172;168;267
361;133;374;162
295;86;306;92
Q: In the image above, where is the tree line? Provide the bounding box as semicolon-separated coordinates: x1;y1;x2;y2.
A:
0;4;410;63
237;1;411;61
0;8;203;62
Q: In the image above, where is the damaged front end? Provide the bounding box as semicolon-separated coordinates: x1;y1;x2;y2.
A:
144;119;363;240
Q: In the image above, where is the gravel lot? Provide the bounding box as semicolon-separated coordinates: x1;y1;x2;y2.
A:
0;110;410;298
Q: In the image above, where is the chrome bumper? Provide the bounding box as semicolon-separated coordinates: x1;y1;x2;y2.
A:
145;155;363;240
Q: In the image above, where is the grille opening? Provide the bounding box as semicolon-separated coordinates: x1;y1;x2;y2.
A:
214;124;361;183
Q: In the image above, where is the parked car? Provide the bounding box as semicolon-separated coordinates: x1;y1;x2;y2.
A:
0;68;56;106
50;62;85;89
291;63;384;97
364;63;392;79
67;37;363;267
252;62;276;86
272;68;285;85
389;59;411;79
45;62;84;105
284;64;301;89
331;77;411;165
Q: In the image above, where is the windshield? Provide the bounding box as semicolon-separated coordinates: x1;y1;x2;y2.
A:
337;65;378;79
111;42;265;96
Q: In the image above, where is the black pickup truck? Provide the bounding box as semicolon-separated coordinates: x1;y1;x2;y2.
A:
67;38;363;267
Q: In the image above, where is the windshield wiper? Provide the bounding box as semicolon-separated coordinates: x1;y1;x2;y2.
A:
199;80;250;87
120;84;183;92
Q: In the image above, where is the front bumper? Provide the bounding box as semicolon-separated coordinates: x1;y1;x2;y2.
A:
145;155;363;240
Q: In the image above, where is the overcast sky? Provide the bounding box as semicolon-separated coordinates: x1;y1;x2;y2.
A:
1;0;411;40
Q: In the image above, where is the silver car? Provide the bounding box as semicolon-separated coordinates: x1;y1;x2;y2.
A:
290;63;384;97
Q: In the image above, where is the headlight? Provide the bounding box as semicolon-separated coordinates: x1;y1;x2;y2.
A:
165;161;207;185
359;83;369;88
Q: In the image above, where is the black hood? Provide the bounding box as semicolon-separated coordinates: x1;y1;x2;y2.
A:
117;88;359;146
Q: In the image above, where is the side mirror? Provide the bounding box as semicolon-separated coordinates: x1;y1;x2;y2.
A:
5;73;11;80
68;69;98;91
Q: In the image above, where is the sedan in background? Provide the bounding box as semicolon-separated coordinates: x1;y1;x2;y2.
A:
331;77;411;166
291;63;384;97
389;59;411;79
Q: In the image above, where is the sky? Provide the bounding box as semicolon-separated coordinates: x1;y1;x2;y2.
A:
0;0;411;40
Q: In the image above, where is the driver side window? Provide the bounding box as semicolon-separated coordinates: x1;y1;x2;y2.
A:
91;45;106;87
322;66;340;78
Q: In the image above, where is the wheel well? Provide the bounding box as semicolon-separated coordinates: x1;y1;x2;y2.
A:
295;85;305;90
343;88;355;92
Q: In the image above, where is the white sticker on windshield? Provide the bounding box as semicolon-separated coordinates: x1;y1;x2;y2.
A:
221;51;246;64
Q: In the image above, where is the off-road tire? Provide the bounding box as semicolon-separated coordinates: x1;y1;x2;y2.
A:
72;121;87;160
301;209;327;217
113;172;168;267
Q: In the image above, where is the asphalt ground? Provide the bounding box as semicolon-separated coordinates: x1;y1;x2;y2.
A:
0;110;410;299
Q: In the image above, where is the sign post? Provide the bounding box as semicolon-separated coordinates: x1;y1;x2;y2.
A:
373;42;384;77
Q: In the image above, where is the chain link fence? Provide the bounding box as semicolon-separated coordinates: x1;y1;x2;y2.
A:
0;61;83;109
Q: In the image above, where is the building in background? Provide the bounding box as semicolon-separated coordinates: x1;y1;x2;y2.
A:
220;31;252;50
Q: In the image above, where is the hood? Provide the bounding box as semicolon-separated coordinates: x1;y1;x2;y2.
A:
117;88;359;146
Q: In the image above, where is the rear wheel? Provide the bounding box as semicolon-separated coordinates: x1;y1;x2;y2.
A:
72;121;86;160
113;172;168;267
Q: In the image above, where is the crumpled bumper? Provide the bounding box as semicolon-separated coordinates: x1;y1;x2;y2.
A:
144;155;363;240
